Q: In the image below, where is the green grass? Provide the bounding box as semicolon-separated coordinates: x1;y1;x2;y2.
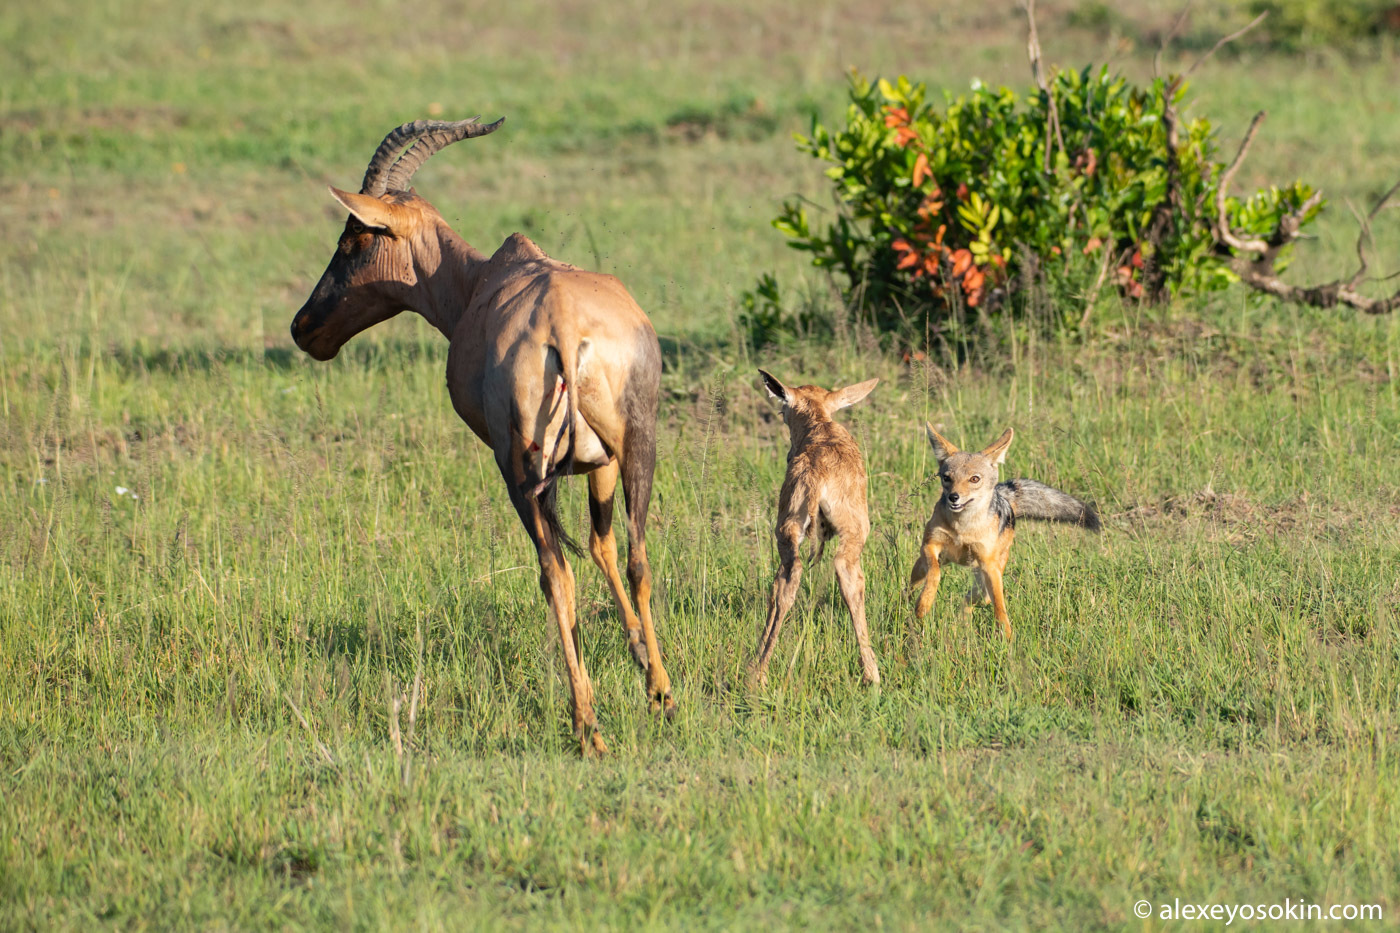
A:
3;0;1400;928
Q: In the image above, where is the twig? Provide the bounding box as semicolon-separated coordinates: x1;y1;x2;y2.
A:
1153;2;1196;78
1214;111;1270;254
283;688;337;768
402;621;425;788
1079;248;1113;329
1182;12;1268;81
1022;0;1065;173
1214;121;1400;314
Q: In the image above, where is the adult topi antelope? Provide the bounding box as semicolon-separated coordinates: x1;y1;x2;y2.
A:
290;117;672;755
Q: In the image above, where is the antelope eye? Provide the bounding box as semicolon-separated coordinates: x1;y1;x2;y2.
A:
348;220;365;234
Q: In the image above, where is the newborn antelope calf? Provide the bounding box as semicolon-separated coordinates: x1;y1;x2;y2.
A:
749;370;881;686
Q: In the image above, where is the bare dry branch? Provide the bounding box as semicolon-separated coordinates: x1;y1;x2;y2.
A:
1213;111;1270;253
1214;121;1400;315
1182;12;1268;80
1022;0;1065;173
1153;2;1196;79
1346;180;1400;289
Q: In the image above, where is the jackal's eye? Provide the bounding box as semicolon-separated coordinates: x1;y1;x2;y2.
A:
970;475;981;484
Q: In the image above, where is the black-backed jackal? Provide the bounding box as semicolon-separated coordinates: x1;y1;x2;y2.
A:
910;426;1100;640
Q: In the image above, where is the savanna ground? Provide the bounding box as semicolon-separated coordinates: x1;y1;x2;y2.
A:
3;0;1399;928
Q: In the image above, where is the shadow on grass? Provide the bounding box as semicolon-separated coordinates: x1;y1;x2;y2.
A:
98;340;450;376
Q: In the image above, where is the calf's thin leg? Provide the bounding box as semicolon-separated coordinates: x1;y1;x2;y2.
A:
833;528;879;685
749;517;805;686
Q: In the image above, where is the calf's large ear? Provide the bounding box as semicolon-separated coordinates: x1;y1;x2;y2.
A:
758;369;790;404
827;377;878;413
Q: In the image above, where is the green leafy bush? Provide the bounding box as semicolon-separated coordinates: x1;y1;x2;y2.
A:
769;68;1323;338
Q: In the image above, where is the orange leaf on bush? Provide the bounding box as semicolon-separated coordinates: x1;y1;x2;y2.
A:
894;127;919;147
1082;237;1103;254
950;248;973;278
912;152;931;187
883;106;909;128
963;269;985;292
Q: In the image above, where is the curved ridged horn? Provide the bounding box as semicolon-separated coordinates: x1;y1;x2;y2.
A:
358;117;505;197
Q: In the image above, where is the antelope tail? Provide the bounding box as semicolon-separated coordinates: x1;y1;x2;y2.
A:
998;479;1101;532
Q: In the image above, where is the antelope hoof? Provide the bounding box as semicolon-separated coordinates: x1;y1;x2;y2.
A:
745;663;768;690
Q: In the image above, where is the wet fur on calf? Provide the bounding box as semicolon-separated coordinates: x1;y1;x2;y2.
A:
748;370;881;687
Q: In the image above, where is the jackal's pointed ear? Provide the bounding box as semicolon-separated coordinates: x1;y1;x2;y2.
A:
827;377;878;413
925;423;958;462
327;186;400;234
981;427;1014;465
758;369;789;404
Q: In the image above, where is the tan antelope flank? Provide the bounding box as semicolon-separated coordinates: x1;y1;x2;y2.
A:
749;370;881;687
290;117;672;755
909;426;1100;641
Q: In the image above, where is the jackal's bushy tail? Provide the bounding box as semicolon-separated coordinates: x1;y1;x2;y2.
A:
1000;479;1101;531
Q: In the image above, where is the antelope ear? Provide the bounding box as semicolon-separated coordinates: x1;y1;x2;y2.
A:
926;423;958;462
758;369;790;403
981;427;1014;465
827;377;878;413
327;186;400;233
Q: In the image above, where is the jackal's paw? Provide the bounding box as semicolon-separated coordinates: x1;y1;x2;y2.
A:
650;690;677;721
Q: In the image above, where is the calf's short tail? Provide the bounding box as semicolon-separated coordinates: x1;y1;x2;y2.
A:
1000;478;1101;532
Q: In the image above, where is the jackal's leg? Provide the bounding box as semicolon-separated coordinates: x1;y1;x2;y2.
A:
911;524;943;619
834;533;879;686
749;519;805;686
588;460;647;673
963;568;992;618
620;439;674;718
503;467;606;756
978;559;1013;642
